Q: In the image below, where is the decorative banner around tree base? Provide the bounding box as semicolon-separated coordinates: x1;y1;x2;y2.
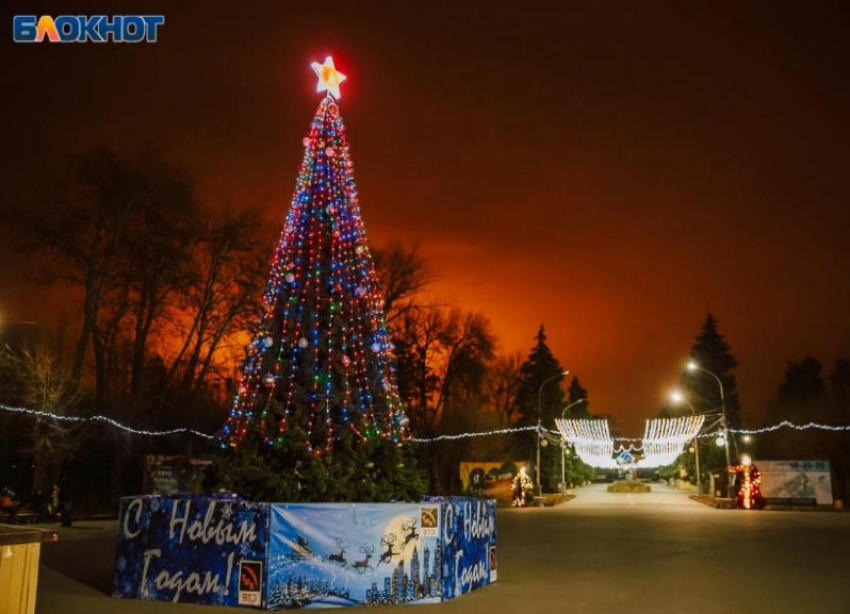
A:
113;495;496;609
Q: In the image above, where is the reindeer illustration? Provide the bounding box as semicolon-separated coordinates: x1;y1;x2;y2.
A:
353;545;374;573
378;533;399;566
326;537;348;566
401;519;419;550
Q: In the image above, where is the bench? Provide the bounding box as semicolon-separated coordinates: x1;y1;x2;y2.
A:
764;497;818;510
0;510;40;524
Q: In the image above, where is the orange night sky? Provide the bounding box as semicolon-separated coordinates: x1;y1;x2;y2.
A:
2;1;849;433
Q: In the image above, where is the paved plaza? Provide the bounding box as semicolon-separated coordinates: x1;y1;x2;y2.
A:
34;484;850;614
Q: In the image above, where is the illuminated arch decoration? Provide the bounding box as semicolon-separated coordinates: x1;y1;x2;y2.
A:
555;419;616;468
638;415;705;468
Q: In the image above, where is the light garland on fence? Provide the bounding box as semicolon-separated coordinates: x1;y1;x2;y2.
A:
0;403;216;440
640;415;705;468
555;419;616;468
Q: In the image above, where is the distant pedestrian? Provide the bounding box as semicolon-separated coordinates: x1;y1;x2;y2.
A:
29;489;47;522
57;477;73;527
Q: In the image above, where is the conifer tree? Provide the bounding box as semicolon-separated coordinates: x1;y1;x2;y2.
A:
515;325;566;491
219;58;424;501
681;313;742;427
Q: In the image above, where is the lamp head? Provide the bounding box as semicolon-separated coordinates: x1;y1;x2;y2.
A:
686;361;698;372
669;390;685;405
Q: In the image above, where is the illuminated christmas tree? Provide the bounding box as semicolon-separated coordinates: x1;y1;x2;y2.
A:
222;58;416;486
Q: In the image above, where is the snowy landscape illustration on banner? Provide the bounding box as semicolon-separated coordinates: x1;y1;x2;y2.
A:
267;503;442;608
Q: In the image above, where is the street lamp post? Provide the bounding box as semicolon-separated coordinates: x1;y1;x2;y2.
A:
558;398;587;493
560;441;569;494
536;370;569;496
686;361;733;499
669;391;702;495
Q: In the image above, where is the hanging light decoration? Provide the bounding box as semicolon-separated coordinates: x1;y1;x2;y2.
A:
639;415;706;468
555;419;616;468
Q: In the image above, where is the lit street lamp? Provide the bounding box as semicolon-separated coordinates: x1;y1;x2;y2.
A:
561;398;588;421
559;398;587;493
686;360;734;499
536;370;569;496
669;390;702;495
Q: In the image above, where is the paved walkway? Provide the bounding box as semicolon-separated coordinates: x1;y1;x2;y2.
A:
33;483;850;613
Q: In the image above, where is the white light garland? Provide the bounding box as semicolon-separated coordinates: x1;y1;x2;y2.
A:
410;426;538;443
2;402;848;444
613;443;644;453
639;416;705;468
555;419;616;468
731;421;850;434
0;403;216;440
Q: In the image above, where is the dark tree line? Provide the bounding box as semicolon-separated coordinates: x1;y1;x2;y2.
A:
375;245;594;493
1;149;593;506
1;150;269;506
666;314;850;502
765;356;850;501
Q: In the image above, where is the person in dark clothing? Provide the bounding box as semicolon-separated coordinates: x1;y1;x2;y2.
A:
29;489;47;522
57;477;73;527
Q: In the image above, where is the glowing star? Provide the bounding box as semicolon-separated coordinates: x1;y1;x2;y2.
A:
311;56;346;99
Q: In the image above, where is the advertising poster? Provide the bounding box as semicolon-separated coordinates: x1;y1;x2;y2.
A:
267;503;442;609
758;460;833;505
113;495;269;607
142;455;213;495
459;461;521;502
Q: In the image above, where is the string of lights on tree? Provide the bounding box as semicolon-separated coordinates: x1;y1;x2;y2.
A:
222;57;409;453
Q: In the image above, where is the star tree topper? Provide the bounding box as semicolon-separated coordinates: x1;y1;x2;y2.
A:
311;56;346;99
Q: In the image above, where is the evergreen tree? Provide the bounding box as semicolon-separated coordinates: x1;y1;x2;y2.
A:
566;376;590;418
515;325;566;491
681;314;742;427
218;59;424;502
777;355;824;411
561;376;594;485
828;359;850;504
763;355;828;462
677;314;741;474
828;359;850;410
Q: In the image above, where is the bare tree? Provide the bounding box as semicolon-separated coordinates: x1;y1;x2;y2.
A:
0;341;83;492
434;310;496;420
166;208;267;394
486;352;524;426
16;150;198;408
123;158;197;399
372;242;433;324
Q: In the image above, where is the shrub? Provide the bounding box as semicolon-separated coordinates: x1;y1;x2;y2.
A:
607;480;651;494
